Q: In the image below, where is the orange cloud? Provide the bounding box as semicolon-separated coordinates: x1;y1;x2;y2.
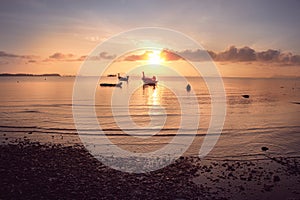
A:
121;49;215;62
1;47;300;66
123;51;150;61
122;50;181;62
160;49;182;61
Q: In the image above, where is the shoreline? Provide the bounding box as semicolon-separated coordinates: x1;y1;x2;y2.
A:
1;140;299;199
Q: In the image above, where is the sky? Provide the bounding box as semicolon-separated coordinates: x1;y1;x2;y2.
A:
0;0;299;77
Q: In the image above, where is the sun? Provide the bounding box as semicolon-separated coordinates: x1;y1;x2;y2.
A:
147;50;164;64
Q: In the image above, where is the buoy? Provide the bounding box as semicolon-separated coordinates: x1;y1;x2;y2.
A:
186;84;191;92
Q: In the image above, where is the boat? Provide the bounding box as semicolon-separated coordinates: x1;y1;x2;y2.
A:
107;74;117;77
118;73;129;82
142;72;158;86
100;82;122;88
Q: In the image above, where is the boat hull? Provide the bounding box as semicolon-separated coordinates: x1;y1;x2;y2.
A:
100;83;122;87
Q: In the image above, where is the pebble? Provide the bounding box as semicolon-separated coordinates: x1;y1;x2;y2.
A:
261;146;269;151
263;184;274;192
273;175;280;182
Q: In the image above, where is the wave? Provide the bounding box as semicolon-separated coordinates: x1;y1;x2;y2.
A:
0;125;299;137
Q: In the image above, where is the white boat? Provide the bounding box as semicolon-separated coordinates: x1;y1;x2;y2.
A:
142;72;158;85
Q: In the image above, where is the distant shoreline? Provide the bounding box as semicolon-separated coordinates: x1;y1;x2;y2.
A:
0;73;61;77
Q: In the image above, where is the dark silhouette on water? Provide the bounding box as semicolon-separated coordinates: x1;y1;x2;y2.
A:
118;73;129;82
186;84;191;92
142;72;158;86
100;82;122;88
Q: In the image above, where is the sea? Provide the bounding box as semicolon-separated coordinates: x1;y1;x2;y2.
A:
0;76;299;161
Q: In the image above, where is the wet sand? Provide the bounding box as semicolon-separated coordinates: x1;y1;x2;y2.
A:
1;139;300;199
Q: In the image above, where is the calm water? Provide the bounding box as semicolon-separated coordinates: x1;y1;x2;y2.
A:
0;76;299;160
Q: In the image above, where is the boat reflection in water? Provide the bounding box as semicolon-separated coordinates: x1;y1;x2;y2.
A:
143;84;156;90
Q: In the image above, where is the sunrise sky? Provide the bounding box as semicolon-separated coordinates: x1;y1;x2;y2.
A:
0;0;299;77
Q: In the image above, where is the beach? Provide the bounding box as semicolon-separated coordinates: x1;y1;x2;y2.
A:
1;1;300;199
1;138;299;199
0;76;300;199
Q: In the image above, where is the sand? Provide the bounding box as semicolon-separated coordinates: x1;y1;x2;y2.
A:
1;139;300;199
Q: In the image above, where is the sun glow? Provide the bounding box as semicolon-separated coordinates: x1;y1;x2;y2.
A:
147;50;164;64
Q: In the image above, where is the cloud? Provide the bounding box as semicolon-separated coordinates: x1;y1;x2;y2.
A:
0;51;37;59
256;49;280;61
235;46;256;61
0;51;19;58
255;49;300;65
123;51;150;61
81;52;116;61
175;49;216;61
0;51;39;65
49;52;75;60
43;51;116;62
211;46;300;65
99;52;116;60
43;52;78;62
291;55;300;64
121;48;224;62
216;46;256;61
121;47;256;62
175;46;300;65
2;47;299;66
161;49;182;61
78;55;87;61
122;50;182;62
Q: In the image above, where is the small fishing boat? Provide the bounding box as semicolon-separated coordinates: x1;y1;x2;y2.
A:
142;72;157;85
118;73;129;82
100;82;122;88
107;74;117;77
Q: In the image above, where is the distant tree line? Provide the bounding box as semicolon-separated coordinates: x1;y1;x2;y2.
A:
0;73;61;77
